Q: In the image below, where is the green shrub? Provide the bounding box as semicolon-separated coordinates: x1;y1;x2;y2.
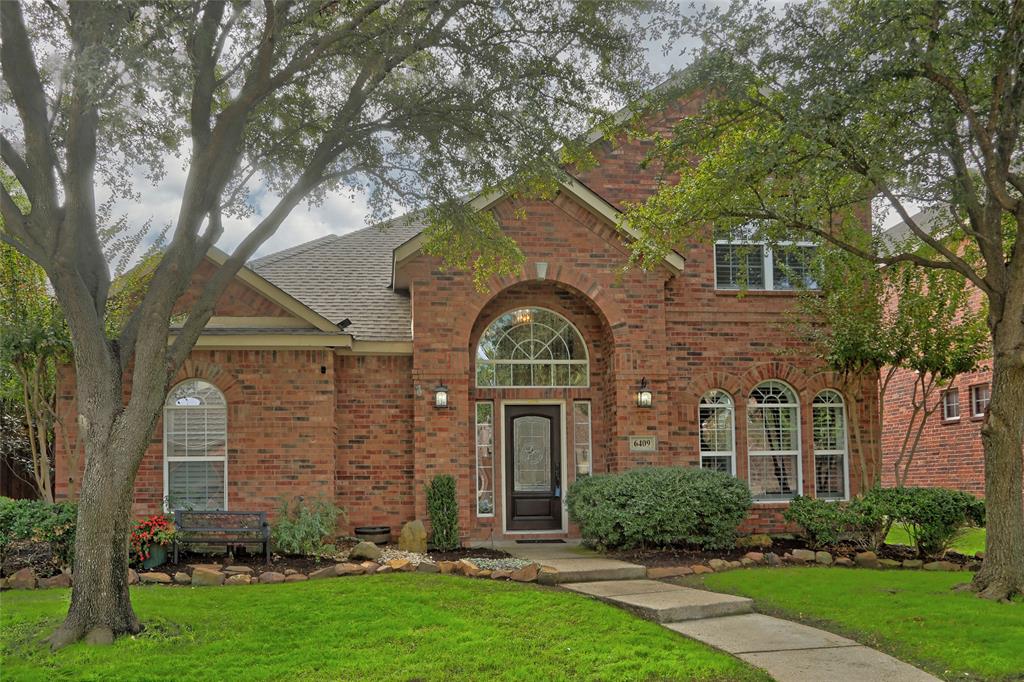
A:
565;467;752;550
875;487;985;558
425;474;459;551
271;496;345;557
0;497;77;566
783;496;854;549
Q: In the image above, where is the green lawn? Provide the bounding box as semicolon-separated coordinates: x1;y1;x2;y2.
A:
885;524;987;556
702;568;1023;682
1;573;767;682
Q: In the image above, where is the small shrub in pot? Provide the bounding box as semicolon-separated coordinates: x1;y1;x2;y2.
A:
565;467;751;550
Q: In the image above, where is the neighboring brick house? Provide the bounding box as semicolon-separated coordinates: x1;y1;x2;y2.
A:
880;210;1004;497
54;95;879;541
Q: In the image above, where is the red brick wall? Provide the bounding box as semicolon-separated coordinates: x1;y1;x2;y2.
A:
55;350;337;517
174;258;296;317
335;354;416;532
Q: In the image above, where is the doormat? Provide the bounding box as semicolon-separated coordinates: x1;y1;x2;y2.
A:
514;539;566;544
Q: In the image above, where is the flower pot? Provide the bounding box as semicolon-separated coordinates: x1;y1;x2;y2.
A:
141;544;168;570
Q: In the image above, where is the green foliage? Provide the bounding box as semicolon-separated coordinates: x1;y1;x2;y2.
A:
783;496;856;550
565;467;752;550
0;497;78;567
872;487;985;558
425;475;459;551
271;496;345;558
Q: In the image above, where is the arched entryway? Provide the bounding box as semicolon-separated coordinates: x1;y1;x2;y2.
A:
468;281;615;534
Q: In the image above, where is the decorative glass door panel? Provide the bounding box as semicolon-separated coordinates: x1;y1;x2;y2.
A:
514;416;551;492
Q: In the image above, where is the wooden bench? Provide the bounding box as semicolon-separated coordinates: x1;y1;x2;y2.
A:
172;510;271;564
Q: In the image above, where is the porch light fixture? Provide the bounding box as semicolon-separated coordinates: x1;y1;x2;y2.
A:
636;377;653;408
433;383;449;409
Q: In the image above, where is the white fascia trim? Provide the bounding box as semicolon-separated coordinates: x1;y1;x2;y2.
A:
183;333;353;349
205;246;342;333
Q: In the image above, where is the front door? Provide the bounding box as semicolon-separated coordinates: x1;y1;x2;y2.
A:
505;405;562;531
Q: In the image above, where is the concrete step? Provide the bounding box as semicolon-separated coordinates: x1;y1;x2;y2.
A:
563;580;753;622
535;558;648;584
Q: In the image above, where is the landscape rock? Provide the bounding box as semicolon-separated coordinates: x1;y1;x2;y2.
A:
510;563;539;582
743;552;764;563
815;551;833;566
708;558;729;570
39;572;72;589
140;571;172;584
647;566;693;579
398;520;428;554
739;558;755;567
416;561;440;573
476;569;493;578
10;568;36;590
437;560;458;575
691;565;714;575
84;627;114;646
455;559;479;576
727;560;742;569
834;557;854;567
259;571;286;584
791;549;816;563
764;553;783;567
225;574;251;585
309;565;338;580
902;560;923;569
360;561;381;573
387;558;414;572
188;563;223;572
349;541;383;562
127;568;139;585
375;565;394;574
490;570;512;580
855;551;880;569
223;565;254;575
284;569;299;576
191;567;225;586
923;560;959;572
736;533;773;549
879;559;902;569
284;573;308;582
337;562;365;576
173;571;191;585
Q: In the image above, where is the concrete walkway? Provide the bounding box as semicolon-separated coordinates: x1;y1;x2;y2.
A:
500;541;939;682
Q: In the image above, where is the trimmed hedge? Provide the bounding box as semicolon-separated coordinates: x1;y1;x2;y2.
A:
784;487;985;557
565;467;751;550
0;497;78;567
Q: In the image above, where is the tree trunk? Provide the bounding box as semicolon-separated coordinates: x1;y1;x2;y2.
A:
971;339;1024;601
48;432;142;648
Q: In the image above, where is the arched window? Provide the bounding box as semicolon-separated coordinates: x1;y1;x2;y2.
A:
699;390;735;474
476;307;589;387
747;381;801;501
164;379;227;511
813;390;849;500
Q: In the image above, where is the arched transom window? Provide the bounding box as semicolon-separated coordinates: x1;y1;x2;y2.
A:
747;380;801;501
699;390;735;475
164;379;227;511
476;308;589;388
813;390;849;500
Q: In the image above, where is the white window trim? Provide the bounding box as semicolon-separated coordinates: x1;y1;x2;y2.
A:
969;384;990;418
475;401;495;518
573;400;593;477
476;306;590;389
747;380;803;503
713;239;818;292
812;390;850;501
699;389;736;476
942;389;961;422
163;380;229;512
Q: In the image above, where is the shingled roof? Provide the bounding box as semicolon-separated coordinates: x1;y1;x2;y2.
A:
250;215;427;342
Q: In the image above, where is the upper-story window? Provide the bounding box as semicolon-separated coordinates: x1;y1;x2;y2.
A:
970;384;990;418
164;379;228;511
942;389;960;421
714;238;818;291
476;307;589;387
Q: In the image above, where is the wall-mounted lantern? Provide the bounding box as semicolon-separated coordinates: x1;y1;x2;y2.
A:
636;377;653;408
433;383;449;409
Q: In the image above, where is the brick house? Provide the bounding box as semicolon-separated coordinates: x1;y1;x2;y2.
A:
54;96;879;541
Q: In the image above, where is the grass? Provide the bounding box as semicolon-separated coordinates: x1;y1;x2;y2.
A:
885;524;987;556
0;573;768;682
701;567;1023;681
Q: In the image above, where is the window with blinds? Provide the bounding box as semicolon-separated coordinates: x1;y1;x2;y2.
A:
163;379;227;511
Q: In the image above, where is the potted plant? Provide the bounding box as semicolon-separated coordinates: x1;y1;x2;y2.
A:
130;515;177;569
